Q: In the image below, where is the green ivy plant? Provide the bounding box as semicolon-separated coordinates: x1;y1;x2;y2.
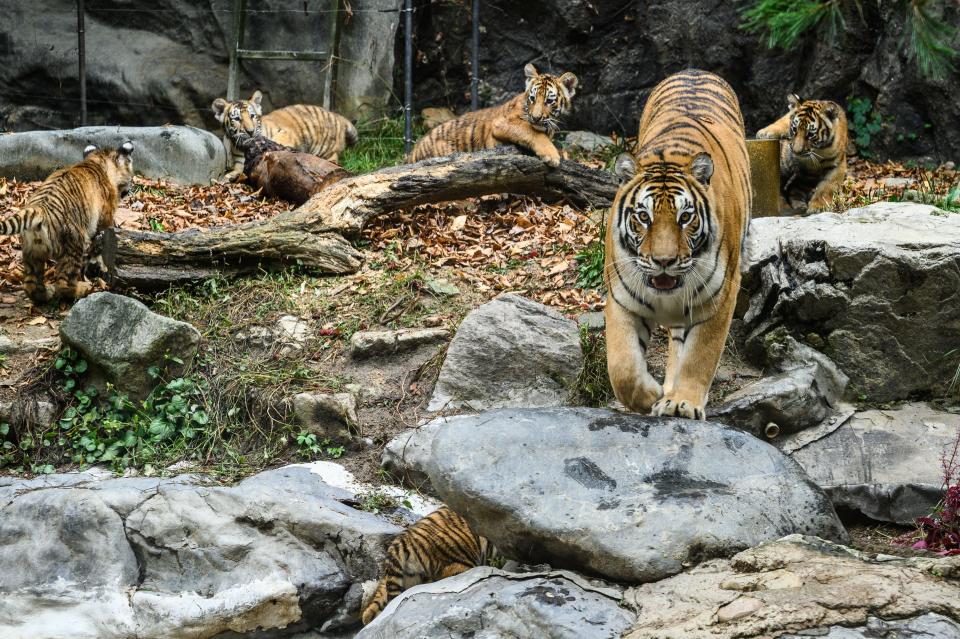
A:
847;96;884;157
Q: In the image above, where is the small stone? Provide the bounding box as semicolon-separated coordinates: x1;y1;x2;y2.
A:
576;311;605;332
716;596;763;622
882;177;914;188
276;315;312;351
563;130;615;152
350;327;450;359
293;392;361;440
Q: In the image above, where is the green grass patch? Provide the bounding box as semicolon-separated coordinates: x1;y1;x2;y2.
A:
575;327;612;407
340;116;426;174
575;218;606;290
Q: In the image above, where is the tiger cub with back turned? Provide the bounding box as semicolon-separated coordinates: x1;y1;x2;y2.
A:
361;506;499;625
212;91;358;181
605;70;751;420
757;94;848;212
408;64;578;167
0;142;134;303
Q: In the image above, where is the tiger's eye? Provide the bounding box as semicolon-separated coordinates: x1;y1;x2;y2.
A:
637;211;650;224
679;211;692;224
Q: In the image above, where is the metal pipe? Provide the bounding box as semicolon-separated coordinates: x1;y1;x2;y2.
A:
403;0;413;153
471;0;479;110
77;0;87;126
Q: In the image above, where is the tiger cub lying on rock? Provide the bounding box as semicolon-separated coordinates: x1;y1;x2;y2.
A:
361;506;499;625
604;70;751;420
757;94;848;213
212;90;358;181
0;142;134;303
408;64;578;167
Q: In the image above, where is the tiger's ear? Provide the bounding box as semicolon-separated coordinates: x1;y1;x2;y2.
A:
211;98;227;118
689;152;713;186
788;94;802;110
614;153;637;182
558;72;578;99
83;145;98;157
524;64;539;81
250;90;263;110
119;141;134;156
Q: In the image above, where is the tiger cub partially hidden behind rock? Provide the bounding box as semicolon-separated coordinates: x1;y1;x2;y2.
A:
361;506;500;625
408;64;578;167
757;94;848;213
0;142;134;303
212;90;358;181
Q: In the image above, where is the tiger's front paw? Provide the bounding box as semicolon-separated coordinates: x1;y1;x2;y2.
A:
755;127;782;140
540;151;561;168
651;395;706;420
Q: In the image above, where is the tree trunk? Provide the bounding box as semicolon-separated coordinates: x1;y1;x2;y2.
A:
102;148;618;289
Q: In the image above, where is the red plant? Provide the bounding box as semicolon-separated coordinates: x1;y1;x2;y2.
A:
894;426;960;555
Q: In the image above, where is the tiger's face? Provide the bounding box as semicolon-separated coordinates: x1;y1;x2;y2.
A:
211;91;264;138
611;152;714;293
522;64;578;136
83;141;135;196
786;95;841;157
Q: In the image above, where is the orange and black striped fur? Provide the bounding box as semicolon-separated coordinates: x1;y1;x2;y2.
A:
604;70;751;420
361;506;498;625
0;143;133;303
408;64;578;167
212;91;358;181
757;94;847;212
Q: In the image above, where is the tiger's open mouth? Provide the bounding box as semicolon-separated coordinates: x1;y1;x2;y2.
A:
647;274;681;291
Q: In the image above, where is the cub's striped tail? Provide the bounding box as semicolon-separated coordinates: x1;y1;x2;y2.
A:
0;209;39;235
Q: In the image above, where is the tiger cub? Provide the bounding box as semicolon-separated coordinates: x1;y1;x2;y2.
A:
212;91;358;181
361;506;498;625
757;94;848;212
408;64;578;167
605;70;751;420
0;142;134;303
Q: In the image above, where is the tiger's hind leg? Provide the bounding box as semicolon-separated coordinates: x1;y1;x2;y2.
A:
605;299;663;412
52;247;92;300
22;253;52;303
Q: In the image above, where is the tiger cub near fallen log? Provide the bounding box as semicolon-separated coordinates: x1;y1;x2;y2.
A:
604;69;751;420
212;90;358;181
0;142;134;303
757;94;847;213
361;506;499;625
408;64;578;167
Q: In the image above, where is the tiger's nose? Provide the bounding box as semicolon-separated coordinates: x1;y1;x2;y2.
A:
653;255;678;268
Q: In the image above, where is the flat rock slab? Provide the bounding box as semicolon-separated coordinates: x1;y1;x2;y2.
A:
428;294;583;411
356;567;633;639
423;408;847;583
781;613;960;639
0;126;225;184
789;403;960;524
622;535;960;639
743;203;960;402
0;464;401;639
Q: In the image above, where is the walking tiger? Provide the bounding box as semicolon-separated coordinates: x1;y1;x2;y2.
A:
604;69;751;420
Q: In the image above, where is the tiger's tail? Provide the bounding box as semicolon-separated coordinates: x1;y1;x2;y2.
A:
0;208;40;235
360;576;393;625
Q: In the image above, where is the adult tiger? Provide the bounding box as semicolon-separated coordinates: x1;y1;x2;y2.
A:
211;91;358;181
361;506;499;625
408;63;578;167
0;142;134;303
757;94;848;212
604;69;751;420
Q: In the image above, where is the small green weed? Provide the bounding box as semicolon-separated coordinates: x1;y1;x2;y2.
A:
357;490;399;515
575;327;613;407
847;97;883;158
296;431;346;459
575;219;606;290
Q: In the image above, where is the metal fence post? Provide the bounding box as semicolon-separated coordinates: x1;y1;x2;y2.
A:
403;0;413;154
77;0;87;125
471;0;479;111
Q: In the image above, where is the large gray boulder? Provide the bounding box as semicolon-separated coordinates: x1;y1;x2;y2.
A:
788;403;960;525
421;408;847;583
0;465;402;639
0;126;225;184
781;614;960;639
59;292;200;400
742;203;960;402
356;567;634;639
622;535;960;639
428;294;583;411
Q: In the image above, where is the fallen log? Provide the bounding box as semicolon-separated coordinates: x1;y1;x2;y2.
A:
102;147;619;289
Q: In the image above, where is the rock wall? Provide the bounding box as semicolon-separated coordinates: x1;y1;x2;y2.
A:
0;0;400;133
410;0;960;161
